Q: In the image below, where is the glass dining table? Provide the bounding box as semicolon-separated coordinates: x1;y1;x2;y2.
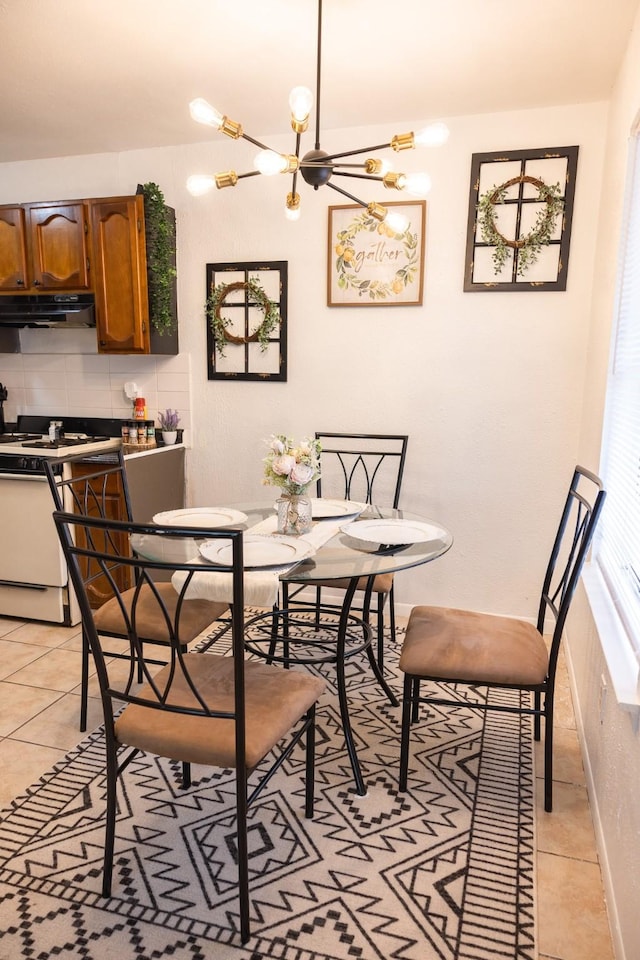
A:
138;501;453;796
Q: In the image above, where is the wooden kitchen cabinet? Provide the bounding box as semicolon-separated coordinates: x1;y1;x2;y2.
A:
0;201;90;291
90;195;151;354
0;206;28;290
0;190;178;355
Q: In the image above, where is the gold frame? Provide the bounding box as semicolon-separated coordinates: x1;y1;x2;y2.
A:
327;200;426;307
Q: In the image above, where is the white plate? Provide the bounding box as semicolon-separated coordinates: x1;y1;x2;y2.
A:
311;498;366;520
153;507;248;528
340;518;448;545
199;534;314;569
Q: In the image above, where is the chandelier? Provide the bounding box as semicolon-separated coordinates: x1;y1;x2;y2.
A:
186;0;448;230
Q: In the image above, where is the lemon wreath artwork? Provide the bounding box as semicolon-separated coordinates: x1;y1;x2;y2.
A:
207;279;282;357
329;203;425;306
478;174;564;278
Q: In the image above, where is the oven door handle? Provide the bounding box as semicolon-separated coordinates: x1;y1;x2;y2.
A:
0;472;49;481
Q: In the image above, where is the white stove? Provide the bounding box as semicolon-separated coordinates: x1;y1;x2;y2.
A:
0;432;120;464
0;416;123;625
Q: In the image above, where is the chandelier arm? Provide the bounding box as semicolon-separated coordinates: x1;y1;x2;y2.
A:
234;171;263;181
314;0;323;149
330;162;372;169
325;180;369;209
332;171;384;183
319;142;396;163
241;132;277;151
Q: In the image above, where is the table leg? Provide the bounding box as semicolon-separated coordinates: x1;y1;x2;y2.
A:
249;581;398;797
336;577;368;795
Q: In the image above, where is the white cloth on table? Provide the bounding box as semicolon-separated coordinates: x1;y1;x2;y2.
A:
171;514;343;607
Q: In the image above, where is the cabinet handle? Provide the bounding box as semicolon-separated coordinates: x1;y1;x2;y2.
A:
16;278;24;286
33;280;41;286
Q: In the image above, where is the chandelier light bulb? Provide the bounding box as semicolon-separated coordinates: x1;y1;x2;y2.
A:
414;121;450;148
254;150;288;176
401;172;432;196
186;174;216;196
365;157;393;176
286;192;301;221
289;86;313;122
189;98;223;128
385;210;410;235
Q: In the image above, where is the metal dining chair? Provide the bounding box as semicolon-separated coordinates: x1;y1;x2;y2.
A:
51;510;325;944
282;432;409;668
398;465;605;812
44;451;228;731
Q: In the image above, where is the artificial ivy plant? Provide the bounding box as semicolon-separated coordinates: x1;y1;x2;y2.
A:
140;182;177;335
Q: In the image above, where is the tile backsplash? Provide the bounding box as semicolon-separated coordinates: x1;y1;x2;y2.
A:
0;341;191;435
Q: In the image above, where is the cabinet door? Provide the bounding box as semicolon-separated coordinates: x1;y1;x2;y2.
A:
0;206;29;290
27;202;90;290
91;195;150;354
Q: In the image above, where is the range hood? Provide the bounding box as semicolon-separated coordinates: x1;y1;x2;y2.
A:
0;293;96;328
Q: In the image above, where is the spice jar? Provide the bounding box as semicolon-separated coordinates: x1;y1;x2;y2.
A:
133;397;146;419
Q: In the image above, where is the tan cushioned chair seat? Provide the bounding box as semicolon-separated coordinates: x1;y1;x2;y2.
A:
94;583;228;644
308;573;394;594
115;653;325;769
399;605;549;686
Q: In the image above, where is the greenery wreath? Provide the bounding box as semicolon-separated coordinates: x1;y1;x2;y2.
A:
207;279;281;356
334;212;419;300
478;175;564;277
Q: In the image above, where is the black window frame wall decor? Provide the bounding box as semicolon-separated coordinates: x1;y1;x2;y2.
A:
464;146;579;292
206;260;288;381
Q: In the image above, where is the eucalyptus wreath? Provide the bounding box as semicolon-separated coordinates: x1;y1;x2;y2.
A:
207;279;281;356
478;175;564;277
334;212;419;300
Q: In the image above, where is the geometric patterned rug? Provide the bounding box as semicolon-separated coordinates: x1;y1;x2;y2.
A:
0;625;536;960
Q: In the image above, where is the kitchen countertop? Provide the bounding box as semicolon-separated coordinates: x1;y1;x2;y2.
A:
123;442;185;460
0;437;185;461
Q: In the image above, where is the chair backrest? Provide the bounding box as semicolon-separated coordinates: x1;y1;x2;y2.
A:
539;465;606;676
51;509;246;737
44;449;134;518
315;432;408;508
44;451;141;607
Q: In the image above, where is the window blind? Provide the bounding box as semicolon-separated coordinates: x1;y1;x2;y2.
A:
597;132;640;658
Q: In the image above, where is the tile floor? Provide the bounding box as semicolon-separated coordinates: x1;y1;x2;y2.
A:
0;614;615;960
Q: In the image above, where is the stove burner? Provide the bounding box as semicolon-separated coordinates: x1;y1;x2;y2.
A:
20;435;110;450
0;433;41;443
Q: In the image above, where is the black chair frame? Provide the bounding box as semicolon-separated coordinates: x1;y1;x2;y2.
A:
52;511;320;944
44;451;224;731
399;465;606;812
282;432;409;667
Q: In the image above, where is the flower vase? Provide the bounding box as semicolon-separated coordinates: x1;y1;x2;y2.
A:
162;430;178;445
277;493;312;536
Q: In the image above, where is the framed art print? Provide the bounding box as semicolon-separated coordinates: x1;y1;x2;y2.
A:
328;200;426;306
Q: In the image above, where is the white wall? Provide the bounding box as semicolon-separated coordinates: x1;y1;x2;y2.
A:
0;100;608;615
569;7;640;960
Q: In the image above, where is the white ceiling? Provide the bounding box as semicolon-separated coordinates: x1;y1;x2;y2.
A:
0;0;638;164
